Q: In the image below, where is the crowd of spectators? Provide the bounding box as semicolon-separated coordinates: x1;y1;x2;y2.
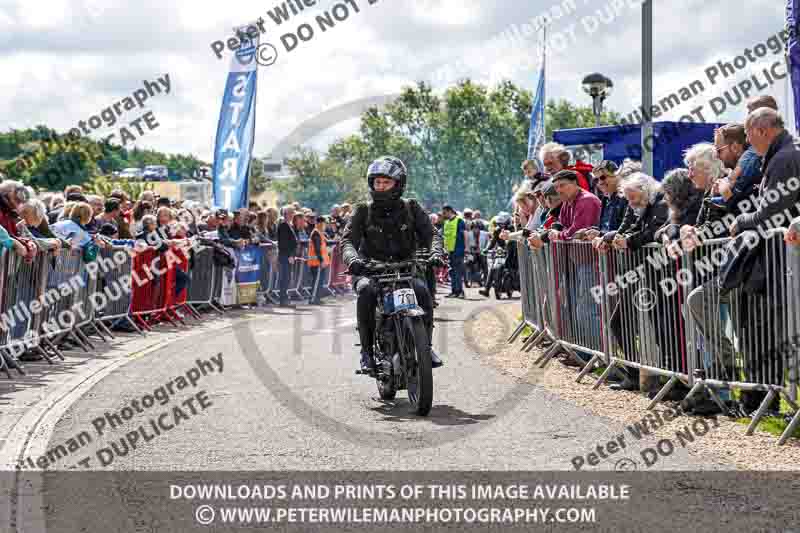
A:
493;93;800;417
0;179;359;368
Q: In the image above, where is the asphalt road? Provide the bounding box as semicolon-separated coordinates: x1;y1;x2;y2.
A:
43;291;728;472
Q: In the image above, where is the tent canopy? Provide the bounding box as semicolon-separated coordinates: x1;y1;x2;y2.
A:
553;121;723;180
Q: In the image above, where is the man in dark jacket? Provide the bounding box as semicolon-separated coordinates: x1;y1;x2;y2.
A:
341;156;443;373
732;108;800;235
277;206;298;306
708;108;800;414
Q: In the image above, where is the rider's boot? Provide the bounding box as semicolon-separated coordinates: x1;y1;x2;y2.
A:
478;271;492;297
425;316;444;369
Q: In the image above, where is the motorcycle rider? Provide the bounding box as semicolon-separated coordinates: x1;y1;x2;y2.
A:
478;212;515;297
341;156;445;374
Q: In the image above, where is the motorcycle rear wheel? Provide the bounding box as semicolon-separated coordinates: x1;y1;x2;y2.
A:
402;317;433;416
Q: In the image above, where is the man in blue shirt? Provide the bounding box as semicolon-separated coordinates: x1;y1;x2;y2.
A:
714;123;761;214
442;205;467;298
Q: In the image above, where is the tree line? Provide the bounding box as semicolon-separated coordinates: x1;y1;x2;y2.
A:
278;80;620;214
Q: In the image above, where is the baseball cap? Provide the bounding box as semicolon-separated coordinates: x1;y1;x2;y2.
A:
593;160;619;175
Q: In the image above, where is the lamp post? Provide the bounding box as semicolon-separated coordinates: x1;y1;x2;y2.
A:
582;73;614;127
642;0;653;175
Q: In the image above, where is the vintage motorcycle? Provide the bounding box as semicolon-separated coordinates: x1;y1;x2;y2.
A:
354;256;433;416
484;247;518;300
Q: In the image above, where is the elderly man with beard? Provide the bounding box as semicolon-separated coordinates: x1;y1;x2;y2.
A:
539;142;594;192
601;173;669;391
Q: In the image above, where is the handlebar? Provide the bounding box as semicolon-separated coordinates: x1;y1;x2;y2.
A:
360;258;430;274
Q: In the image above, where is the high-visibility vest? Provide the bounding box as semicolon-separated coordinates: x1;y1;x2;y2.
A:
307;229;330;268
443;216;463;253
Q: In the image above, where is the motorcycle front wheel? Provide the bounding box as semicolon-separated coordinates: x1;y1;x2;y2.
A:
402;316;433;416
377;376;397;400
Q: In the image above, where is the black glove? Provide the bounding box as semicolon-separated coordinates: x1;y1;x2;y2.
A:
348;259;366;276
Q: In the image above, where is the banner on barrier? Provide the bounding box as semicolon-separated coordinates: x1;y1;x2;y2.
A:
236;245;262;304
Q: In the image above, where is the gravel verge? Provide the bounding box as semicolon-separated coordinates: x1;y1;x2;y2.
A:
470;302;800;471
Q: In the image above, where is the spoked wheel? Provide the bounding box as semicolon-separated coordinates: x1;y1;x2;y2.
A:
402;317;432;416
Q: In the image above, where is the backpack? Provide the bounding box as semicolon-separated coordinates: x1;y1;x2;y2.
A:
365;199;419;254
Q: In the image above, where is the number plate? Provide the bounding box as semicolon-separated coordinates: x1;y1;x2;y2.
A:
384;288;417;313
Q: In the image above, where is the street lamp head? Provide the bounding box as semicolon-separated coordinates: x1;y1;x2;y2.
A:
582;73;614;98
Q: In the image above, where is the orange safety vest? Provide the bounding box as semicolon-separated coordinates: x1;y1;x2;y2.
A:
307;229;330;268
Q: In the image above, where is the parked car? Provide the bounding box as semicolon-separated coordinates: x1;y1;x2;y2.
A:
119;167;143;179
143;165;168;181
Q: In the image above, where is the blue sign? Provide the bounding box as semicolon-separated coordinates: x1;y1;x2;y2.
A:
236;245;263;284
213;27;259;210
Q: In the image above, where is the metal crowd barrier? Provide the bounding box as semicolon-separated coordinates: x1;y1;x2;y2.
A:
0;250;51;365
256;243;278;304
39;249;95;351
94;246;141;335
0;234;351;377
510;229;800;445
287;241;308;300
320;242;336;298
186;246;223;314
328;241;350;294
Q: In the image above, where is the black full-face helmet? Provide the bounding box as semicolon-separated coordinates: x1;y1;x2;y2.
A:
366;156;407;205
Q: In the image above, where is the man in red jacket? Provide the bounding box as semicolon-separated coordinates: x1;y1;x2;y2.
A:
539;142;593;192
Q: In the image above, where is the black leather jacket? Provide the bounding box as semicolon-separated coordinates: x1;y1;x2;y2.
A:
341;199;436;264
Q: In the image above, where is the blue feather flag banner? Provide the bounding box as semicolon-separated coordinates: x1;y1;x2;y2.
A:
212;27;259;210
787;0;800;135
527;29;547;164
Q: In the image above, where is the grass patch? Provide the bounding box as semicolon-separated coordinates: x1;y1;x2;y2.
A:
734;416;800;439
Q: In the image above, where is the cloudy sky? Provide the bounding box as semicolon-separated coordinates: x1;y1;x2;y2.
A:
0;0;791;162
